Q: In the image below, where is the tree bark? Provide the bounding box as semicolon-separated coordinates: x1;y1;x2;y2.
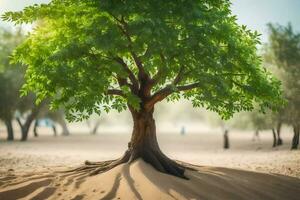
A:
276;122;283;146
4;119;14;141
128;108;186;178
81;107;187;179
272;128;277;148
291;125;299;150
223;129;229;149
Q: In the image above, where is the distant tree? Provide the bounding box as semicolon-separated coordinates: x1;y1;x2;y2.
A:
0;27;67;141
3;0;283;178
266;23;300;149
248;110;279;147
223;129;229;149
0;28;24;141
15;94;48;141
0;72;18;140
205;112;232;149
33;107;70;136
86;119;101;135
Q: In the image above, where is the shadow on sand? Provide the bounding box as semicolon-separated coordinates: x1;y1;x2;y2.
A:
0;160;300;200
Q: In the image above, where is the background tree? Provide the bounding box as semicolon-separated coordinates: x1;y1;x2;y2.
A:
266;23;300;149
15;94;48;141
3;0;283;178
0;71;18;140
0;27;68;141
247;109;279;147
33;107;70;137
0;28;25;141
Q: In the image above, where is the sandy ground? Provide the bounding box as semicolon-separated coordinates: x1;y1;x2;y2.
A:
0;129;299;177
0;129;300;199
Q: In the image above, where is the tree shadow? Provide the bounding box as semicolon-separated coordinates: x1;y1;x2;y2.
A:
122;164;143;200
140;161;300;200
31;186;57;200
0;178;53;200
101;173;122;200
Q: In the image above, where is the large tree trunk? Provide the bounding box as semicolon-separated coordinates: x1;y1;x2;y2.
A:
272;128;277;148
276;122;283;146
4;119;14;141
223;129;229;149
291;125;299;150
80;108;187;179
128;109;186;178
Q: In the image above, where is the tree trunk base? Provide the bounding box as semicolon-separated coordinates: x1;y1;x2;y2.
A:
67;148;189;179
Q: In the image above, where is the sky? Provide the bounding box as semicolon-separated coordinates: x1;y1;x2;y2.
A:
0;0;300;43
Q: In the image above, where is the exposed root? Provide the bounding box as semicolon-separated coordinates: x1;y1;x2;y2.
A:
64;149;189;180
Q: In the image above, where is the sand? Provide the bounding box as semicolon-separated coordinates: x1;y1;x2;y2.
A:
0;159;300;200
0;130;300;199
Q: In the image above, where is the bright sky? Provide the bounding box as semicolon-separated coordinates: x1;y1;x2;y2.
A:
0;0;299;43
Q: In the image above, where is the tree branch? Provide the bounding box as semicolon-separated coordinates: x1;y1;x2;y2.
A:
173;65;185;85
145;81;202;110
149;53;167;87
107;89;125;97
114;56;139;90
177;82;202;91
109;14;149;82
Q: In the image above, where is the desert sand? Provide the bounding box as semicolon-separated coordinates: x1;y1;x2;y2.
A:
0;159;300;200
0;129;300;199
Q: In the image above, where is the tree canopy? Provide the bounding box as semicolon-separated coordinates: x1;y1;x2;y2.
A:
3;0;283;121
265;23;300;127
0;28;24;122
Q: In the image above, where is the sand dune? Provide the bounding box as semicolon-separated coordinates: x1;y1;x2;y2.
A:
0;159;299;200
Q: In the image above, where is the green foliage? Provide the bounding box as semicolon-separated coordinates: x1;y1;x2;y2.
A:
0;28;24;121
266;23;300;126
0;27;43;123
0;70;19;121
3;0;283;121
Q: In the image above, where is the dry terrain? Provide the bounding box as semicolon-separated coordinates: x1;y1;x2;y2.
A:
0;128;299;199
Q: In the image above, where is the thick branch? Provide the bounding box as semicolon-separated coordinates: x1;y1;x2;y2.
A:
173;65;185;85
107;89;125;97
116;77;130;88
109;14;149;82
145;86;173;110
149;53;167;88
114;56;139;90
177;82;202;91
145;82;202;110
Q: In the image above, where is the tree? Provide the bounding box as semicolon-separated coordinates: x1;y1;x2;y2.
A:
266;23;300;149
3;0;283;178
0;28;25;141
34;107;70;136
0;27;55;141
0;72;18;141
248;110;279;147
16;94;48;141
